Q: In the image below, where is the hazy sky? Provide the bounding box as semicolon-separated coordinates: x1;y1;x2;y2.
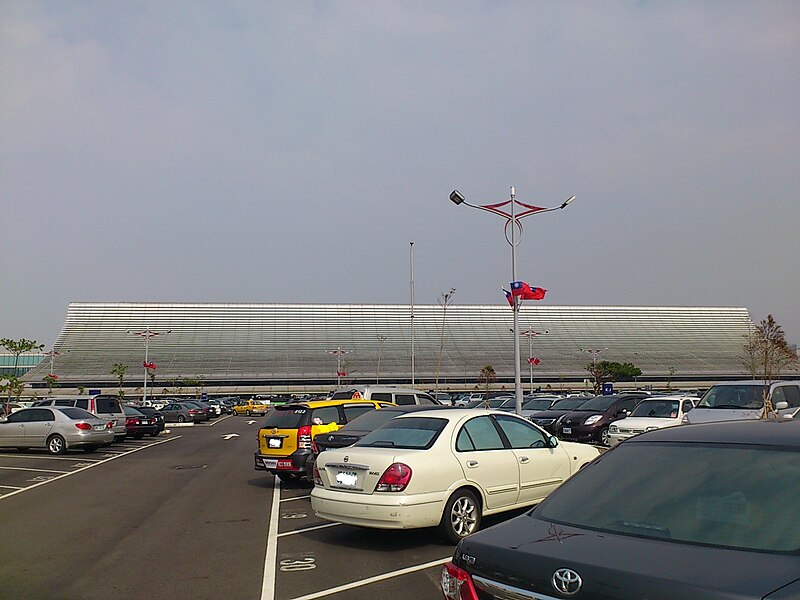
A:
2;1;799;349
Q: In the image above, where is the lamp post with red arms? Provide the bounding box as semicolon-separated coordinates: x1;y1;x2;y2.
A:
450;187;574;415
130;328;169;405
520;328;549;393
326;347;352;388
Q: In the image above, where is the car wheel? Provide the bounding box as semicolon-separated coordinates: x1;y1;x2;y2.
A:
83;446;98;453
177;415;186;423
598;427;610;446
440;489;481;544
47;434;67;455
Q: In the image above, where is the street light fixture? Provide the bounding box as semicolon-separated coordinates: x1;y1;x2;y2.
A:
451;186;575;415
129;328;170;405
376;336;387;384
326;347;352;388
520;328;549;393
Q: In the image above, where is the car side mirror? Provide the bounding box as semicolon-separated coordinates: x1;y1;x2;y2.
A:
548;435;559;448
775;401;788;411
617;410;628;418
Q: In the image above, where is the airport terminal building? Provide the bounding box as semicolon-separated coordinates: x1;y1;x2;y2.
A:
23;302;759;395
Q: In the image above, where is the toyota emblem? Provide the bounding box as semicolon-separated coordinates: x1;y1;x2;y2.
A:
552;568;582;596
328;436;335;441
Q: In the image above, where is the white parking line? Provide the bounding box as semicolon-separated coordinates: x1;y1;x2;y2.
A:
0;466;70;474
260;478;282;600
0;454;101;462
289;557;451;600
277;523;339;538
281;495;311;502
0;435;181;501
0;484;24;490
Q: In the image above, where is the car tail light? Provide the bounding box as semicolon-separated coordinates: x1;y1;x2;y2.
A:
75;422;92;431
376;463;412;492
313;463;322;485
441;562;479;600
126;417;139;426
106;422;114;429
298;425;312;449
189;409;198;415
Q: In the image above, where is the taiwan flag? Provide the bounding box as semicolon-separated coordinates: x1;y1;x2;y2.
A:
510;281;547;300
502;288;514;306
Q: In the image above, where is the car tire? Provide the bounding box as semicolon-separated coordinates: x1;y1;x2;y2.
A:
83;446;98;453
47;434;67;455
598;427;610;446
439;488;481;544
177;415;186;423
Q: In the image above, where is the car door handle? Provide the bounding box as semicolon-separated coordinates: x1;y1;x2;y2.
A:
519;456;530;464
466;460;479;468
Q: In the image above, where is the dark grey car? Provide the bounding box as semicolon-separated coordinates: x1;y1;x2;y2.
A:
445;418;800;600
159;402;203;423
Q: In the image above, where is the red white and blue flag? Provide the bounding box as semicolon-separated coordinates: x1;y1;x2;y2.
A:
502;288;514;306
511;281;546;300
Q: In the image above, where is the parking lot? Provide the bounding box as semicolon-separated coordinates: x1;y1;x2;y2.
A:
0;412;491;600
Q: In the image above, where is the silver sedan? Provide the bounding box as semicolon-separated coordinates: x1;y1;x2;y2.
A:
0;406;114;454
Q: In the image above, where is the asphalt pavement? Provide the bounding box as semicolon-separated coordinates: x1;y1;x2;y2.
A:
0;416;463;600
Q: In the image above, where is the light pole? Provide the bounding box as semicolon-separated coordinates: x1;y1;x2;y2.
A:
581;347;607;393
43;349;61;378
376;335;387;384
520;328;548;393
435;288;456;398
326;347;352;388
409;241;415;386
130;328;169;405
451;186;575;415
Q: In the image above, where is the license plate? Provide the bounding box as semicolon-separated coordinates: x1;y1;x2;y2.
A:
263;459;278;469
93;425;105;431
562;427;572;435
268;438;282;449
335;471;358;487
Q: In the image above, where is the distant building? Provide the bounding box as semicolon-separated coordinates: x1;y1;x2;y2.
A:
22;302;758;393
1;353;45;377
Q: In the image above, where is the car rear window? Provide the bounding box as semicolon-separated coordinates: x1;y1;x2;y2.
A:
59;408;97;420
339;408;403;431
261;407;309;429
95;397;122;414
537;442;800;553
355;417;447;450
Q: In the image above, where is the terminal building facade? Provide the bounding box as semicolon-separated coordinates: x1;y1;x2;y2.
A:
22;302;759;396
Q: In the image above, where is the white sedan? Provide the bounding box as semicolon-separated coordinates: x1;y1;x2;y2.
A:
310;409;600;543
608;395;698;446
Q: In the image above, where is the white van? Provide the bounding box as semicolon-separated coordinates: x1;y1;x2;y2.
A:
34;395;128;442
683;380;800;424
328;386;441;406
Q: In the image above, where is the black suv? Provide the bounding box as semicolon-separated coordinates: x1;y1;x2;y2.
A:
557;392;648;445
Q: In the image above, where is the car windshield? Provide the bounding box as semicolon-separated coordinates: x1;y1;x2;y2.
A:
355;417;447;450
537;442;800;553
697;385;763;409
59;408;97;420
522;399;556;411
630;400;680;418
339;409;403;431
574;396;618;411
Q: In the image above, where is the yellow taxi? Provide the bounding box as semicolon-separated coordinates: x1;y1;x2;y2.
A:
232;399;270;416
254;398;394;482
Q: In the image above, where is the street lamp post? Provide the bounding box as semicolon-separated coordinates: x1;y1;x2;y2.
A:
326;347;352;388
520;328;548;393
376;336;387;384
43;349;61;378
130;328;169;405
450;187;575;415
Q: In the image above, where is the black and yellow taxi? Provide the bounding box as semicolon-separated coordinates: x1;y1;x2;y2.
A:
254;398;394;481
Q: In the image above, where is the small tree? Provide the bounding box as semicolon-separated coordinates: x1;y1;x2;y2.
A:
42;373;59;396
1;338;44;412
743;315;798;418
110;363;129;400
478;365;496;407
587;361;642;394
